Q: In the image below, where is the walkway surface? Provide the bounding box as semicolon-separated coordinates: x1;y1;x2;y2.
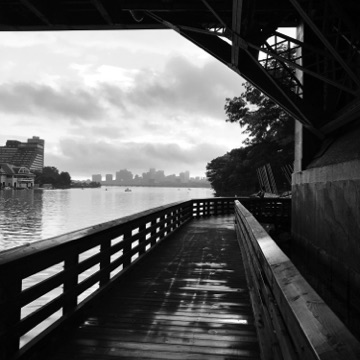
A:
44;215;260;360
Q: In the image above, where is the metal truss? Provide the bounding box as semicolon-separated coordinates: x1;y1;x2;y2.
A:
173;0;360;136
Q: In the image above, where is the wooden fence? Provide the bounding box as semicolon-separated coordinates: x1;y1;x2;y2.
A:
192;197;291;227
0;200;195;360
0;196;291;360
234;200;360;360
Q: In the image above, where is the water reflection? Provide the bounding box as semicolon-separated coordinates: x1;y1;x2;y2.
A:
0;189;43;249
0;187;214;251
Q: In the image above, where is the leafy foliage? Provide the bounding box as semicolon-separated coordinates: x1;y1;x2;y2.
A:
224;82;294;149
207;79;295;196
206;148;257;196
35;166;71;188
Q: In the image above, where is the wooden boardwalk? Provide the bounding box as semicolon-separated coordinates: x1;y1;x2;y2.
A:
43;215;260;360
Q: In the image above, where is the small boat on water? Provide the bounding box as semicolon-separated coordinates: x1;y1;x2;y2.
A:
125;188;132;192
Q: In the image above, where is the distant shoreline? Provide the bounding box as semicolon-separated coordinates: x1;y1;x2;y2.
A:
100;183;211;189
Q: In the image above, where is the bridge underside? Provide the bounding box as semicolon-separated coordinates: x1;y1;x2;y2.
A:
0;0;359;136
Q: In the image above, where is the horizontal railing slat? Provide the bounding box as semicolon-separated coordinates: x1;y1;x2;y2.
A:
19;272;66;308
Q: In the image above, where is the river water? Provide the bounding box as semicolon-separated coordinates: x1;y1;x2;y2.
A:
0;186;214;251
1;186;214;346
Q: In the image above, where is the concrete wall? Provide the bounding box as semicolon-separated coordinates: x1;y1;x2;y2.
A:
293;160;360;272
292;125;360;335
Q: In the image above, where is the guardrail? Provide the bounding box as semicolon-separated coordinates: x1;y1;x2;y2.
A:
192;197;291;226
0;196;292;360
0;200;195;360
234;200;360;360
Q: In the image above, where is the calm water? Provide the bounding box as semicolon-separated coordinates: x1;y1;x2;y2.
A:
0;186;213;251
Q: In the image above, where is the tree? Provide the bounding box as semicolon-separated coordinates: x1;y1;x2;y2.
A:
208;48;296;196
224;82;294;155
35;166;59;185
35;166;72;188
206;147;258;196
58;172;71;187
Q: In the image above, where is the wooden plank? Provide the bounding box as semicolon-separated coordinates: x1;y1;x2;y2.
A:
37;215;260;360
76;326;258;344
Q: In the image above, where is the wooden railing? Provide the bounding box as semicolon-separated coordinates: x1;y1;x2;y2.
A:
0;196;292;360
192;197;291;227
191;197;236;217
0;200;195;360
234;200;360;360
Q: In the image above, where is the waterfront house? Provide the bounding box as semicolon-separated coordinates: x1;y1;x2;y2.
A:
0;163;35;189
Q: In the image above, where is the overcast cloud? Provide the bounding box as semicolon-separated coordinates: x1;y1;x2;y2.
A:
0;30;246;178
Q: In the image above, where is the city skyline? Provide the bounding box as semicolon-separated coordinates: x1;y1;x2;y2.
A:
92;168;206;181
91;167;209;187
0;30;247;180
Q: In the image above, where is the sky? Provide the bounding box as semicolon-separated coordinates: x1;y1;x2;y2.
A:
0;29;247;180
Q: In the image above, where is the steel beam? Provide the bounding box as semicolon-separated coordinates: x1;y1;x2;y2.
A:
180;29;323;137
231;0;243;66
90;0;114;25
289;0;360;89
19;0;52;26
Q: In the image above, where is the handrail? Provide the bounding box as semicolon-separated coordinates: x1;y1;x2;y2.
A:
0;200;195;360
192;197;291;225
234;200;360;360
0;196;291;360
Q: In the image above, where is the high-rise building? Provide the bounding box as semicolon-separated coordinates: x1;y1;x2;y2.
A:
92;174;102;182
179;171;190;183
116;169;133;182
105;174;113;182
0;136;45;172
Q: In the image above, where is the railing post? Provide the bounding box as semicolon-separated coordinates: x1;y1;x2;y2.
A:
100;238;111;287
63;255;79;315
213;199;218;216
192;200;198;218
173;209;178;229
159;214;165;236
150;218;157;247
169;211;174;232
138;223;146;256
204;200;209;217
122;227;132;268
0;271;21;359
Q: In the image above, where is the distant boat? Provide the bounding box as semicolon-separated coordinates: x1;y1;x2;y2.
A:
125;188;132;192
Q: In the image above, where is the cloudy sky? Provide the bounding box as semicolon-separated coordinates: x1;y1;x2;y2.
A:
0;29;247;179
